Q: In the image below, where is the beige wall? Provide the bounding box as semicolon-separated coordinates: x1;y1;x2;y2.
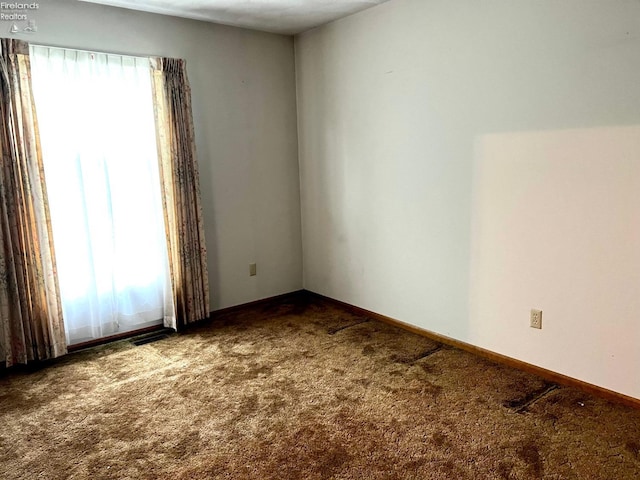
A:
296;0;640;398
19;0;303;309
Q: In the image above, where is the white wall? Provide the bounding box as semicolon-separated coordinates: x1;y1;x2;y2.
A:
18;0;303;309
296;0;640;398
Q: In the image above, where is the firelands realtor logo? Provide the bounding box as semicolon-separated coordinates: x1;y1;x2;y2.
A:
1;2;39;34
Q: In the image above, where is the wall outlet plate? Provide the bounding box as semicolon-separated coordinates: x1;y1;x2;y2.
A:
249;263;257;276
530;309;542;329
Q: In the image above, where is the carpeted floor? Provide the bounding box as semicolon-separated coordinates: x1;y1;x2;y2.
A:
1;292;640;479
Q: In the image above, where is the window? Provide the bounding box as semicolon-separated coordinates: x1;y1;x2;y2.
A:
30;45;174;344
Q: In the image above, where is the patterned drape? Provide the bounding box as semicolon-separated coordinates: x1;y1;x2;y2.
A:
151;58;210;328
0;38;66;366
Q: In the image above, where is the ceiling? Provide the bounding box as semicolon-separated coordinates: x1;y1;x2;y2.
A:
80;0;391;35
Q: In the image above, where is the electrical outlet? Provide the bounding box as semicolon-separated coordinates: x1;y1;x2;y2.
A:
249;263;257;276
530;309;542;329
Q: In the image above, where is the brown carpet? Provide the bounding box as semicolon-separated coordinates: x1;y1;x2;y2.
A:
1;292;640;479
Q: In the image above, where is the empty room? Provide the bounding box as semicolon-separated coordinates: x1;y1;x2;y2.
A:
1;0;640;478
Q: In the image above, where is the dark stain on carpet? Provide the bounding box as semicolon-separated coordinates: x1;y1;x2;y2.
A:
170;430;202;460
516;440;544;477
432;431;449;447
625;440;640;459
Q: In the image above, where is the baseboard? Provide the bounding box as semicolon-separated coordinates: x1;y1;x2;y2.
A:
209;289;307;319
306;290;640;410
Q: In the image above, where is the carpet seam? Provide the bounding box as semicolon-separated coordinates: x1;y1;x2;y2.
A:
513;384;560;414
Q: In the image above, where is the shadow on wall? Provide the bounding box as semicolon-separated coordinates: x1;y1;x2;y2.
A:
469;125;640;399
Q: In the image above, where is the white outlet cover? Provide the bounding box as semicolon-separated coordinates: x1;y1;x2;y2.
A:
530;309;542;329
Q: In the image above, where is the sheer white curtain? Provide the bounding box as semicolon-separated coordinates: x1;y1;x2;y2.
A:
29;45;175;345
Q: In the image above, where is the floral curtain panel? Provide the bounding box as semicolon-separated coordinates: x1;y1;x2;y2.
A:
0;38;66;366
151;58;210;328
